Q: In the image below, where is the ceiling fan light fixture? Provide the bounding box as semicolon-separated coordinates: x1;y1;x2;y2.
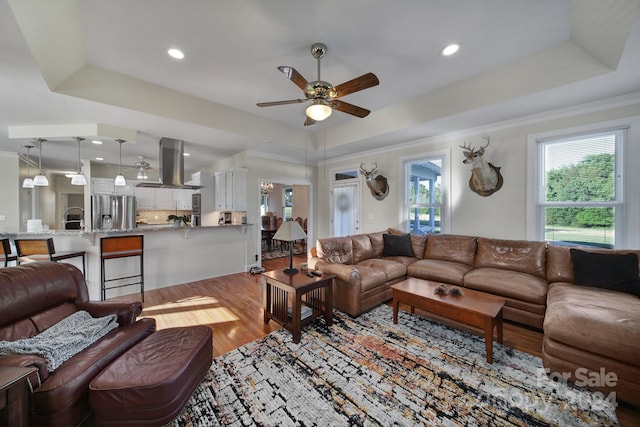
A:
306;100;332;121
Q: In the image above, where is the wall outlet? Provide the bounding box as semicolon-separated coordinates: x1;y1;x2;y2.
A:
0;215;6;221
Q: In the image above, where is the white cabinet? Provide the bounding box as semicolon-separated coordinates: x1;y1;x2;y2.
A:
134;187;156;209
92;178;135;195
174;189;193;210
214;169;247;211
134;186;193;210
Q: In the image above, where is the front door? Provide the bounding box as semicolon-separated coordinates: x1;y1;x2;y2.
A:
331;182;359;237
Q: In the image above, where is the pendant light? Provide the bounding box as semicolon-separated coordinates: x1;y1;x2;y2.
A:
114;139;126;186
22;144;35;188
71;137;87;186
33;138;49;186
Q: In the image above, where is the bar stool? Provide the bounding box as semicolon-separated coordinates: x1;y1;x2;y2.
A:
1;238;18;267
100;235;144;301
14;238;85;275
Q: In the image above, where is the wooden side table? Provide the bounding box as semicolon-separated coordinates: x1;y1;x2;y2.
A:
262;269;335;343
0;366;37;427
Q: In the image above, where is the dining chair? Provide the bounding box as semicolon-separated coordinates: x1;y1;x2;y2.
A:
1;238;18;267
14;238;86;276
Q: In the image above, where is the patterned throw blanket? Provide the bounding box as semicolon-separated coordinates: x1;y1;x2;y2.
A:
0;310;118;371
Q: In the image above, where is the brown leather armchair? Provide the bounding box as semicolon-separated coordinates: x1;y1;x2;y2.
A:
0;262;155;427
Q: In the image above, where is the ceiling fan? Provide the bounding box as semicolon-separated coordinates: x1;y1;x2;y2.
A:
123;156;152;180
257;42;379;126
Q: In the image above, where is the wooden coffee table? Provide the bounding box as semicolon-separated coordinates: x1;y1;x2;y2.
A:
262;269;335;343
391;278;506;363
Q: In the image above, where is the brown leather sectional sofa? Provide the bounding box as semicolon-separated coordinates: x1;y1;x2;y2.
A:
0;262;155;427
308;230;640;406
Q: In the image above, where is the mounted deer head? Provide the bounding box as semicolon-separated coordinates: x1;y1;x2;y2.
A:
459;135;503;197
359;162;389;201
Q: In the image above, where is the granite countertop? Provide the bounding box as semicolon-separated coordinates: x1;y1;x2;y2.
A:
0;224;251;237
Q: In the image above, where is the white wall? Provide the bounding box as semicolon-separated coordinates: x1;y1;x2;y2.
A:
315;98;640;248
0;152;20;233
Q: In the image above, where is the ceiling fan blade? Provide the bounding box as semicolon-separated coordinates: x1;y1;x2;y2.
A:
277;66;309;92
304;116;316;126
333;72;379;97
257;99;308;107
330;100;371;118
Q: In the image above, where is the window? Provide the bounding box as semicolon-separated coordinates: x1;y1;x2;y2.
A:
282;187;293;220
536;128;625;248
406;157;444;235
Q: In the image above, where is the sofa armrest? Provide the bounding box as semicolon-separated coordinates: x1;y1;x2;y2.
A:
0;354;50;384
311;259;361;285
75;301;143;326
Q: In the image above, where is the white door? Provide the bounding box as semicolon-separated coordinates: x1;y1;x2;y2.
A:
331;182;359;237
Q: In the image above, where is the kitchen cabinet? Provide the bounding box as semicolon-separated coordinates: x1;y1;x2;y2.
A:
174;188;193;210
214;169;247;211
134;186;192;210
92;178;135;196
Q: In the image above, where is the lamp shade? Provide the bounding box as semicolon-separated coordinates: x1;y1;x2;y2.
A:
272;219;307;242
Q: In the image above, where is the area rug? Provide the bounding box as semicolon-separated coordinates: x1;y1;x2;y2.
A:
172;305;618;426
261;246;306;260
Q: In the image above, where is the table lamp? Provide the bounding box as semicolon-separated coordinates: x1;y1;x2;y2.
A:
272;220;307;274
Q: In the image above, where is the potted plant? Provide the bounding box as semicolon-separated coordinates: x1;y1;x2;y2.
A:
167;214;190;228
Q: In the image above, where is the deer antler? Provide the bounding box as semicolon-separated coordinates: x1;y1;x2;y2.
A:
359;162;377;175
459;142;474;152
481;135;490;150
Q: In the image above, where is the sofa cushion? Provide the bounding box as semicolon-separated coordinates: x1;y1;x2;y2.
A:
383;233;414;257
352;265;388;292
475;238;547;279
544;283;640;367
463;267;548;305
388;228;427;259
407;259;473;286
547;245;640;283
317;236;353;265
424;234;476;266
357;258;407;282
368;231;387;258
570;249;640;296
351;234;374;264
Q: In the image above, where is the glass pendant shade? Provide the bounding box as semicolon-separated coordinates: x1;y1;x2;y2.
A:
114;174;126;186
22;177;34;188
22;144;35;188
71;137;87;186
34;138;49;186
71;173;87;186
306;100;332;121
114;139;127;186
33;174;49;186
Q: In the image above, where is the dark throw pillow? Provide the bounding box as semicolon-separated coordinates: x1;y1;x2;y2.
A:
570;248;640;296
383;233;414;257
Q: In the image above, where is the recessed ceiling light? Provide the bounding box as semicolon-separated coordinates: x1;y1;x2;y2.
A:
92;140;103;145
95;157;104;161
183;152;190;156
168;48;185;59
441;43;461;57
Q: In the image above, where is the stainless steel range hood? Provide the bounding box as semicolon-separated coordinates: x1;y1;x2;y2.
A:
136;138;202;189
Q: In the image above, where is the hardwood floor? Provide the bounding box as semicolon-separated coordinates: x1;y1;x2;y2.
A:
107;253;639;426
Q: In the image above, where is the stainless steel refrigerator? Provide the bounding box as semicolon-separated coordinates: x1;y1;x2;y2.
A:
92;195;136;231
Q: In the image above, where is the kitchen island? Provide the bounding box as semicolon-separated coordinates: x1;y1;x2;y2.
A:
1;225;252;300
